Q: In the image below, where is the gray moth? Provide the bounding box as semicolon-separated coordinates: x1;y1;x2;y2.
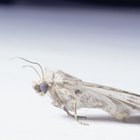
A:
15;58;140;125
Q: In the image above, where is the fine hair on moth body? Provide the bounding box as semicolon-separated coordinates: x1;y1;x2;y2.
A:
13;57;140;125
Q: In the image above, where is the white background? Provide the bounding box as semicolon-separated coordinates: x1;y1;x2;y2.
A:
0;6;140;140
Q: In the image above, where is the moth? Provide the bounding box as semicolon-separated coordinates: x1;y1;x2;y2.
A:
15;57;140;125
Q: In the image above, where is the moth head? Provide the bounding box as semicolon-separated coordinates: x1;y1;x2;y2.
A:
12;57;48;96
32;81;48;95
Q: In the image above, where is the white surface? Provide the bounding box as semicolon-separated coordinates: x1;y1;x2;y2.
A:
0;6;140;140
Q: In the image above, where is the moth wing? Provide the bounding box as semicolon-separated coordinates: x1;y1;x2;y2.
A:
82;82;140;110
80;82;140;119
53;70;140;119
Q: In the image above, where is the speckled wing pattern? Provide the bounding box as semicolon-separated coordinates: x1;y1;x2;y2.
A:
51;70;140;120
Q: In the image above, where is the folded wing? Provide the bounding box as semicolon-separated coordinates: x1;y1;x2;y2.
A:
54;70;140;120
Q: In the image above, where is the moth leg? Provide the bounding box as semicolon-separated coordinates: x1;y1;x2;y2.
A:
74;101;89;126
122;117;127;123
63;107;74;118
63;107;87;119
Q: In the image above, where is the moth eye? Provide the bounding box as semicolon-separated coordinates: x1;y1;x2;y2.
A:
40;83;48;93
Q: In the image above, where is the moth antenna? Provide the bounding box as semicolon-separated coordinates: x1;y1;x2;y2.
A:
22;65;41;80
10;57;44;81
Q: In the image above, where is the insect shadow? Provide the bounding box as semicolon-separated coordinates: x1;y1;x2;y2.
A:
87;115;140;124
62;114;140;124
